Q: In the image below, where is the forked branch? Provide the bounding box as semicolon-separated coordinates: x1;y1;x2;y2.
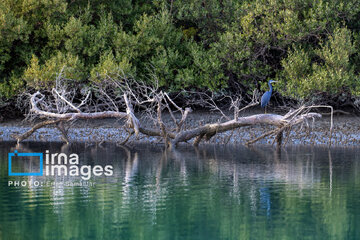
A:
16;76;331;147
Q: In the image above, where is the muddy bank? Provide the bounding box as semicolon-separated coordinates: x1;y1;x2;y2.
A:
1;111;360;146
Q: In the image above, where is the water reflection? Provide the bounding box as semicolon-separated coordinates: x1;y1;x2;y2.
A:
1;142;360;239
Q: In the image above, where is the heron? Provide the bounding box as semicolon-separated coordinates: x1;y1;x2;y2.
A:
261;80;276;113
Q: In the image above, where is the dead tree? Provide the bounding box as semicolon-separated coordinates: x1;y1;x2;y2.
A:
16;74;332;147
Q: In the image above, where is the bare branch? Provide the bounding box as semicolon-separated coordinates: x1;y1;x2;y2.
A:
16;119;63;143
52;88;81;113
124;93;140;137
17;74;329;147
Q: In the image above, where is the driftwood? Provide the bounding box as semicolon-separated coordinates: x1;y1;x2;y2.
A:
16;75;331;147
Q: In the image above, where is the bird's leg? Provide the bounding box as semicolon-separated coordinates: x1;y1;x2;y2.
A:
265;106;267;114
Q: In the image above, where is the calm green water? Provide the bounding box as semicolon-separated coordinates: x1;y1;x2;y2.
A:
0;142;360;240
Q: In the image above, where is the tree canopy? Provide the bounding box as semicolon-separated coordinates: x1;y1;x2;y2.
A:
1;0;360;104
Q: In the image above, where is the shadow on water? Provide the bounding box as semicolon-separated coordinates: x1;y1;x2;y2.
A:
0;142;360;240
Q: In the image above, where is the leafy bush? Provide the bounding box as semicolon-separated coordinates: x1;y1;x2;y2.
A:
90;51;132;82
280;28;357;99
23;53;85;89
1;0;360;104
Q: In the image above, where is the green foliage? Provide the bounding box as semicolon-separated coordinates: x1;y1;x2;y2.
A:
90;51;132;81
112;9;224;90
186;42;226;90
279;47;312;98
23;52;85;89
2;0;360;102
172;0;238;42
280;27;357;98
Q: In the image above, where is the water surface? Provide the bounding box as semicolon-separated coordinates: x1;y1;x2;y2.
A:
0;142;359;239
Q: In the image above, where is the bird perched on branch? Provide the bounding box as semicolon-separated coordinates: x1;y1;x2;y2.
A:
261;80;276;113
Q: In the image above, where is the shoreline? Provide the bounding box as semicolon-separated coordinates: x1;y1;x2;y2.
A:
1;111;360;146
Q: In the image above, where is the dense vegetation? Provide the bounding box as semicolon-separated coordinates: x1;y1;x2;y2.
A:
1;0;360;108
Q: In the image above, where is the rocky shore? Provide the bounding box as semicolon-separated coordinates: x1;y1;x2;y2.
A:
1;111;360;146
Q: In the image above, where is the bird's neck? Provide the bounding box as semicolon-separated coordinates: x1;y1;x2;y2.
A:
268;82;273;92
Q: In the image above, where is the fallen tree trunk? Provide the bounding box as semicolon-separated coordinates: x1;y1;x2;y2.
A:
15;77;330;146
172;114;284;145
170;113;321;146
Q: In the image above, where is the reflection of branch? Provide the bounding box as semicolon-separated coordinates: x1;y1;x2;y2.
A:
12;143;34;153
328;149;332;196
119;145;138;184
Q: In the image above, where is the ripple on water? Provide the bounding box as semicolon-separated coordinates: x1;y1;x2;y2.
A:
1;143;360;240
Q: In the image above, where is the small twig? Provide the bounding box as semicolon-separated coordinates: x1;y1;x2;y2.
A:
77;91;91;109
